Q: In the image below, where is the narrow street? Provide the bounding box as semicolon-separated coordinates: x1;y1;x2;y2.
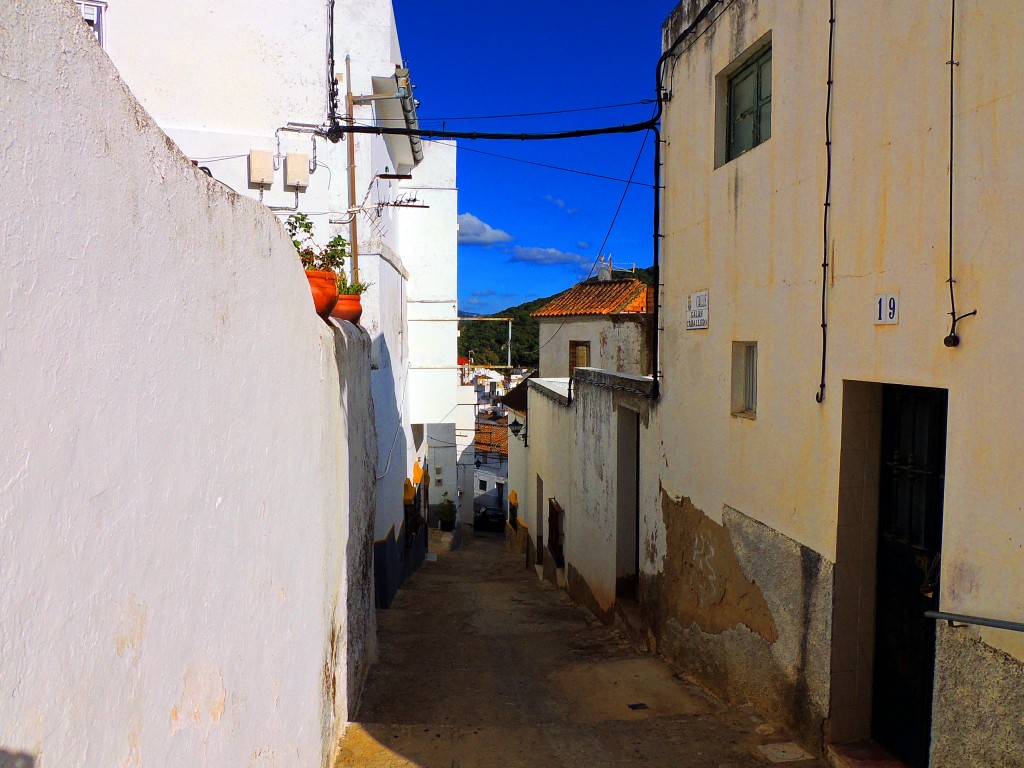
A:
338;531;827;768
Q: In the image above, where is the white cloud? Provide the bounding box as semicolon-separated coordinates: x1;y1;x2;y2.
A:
471;289;496;297
577;241;590;250
545;195;579;215
458;213;513;245
509;246;588;267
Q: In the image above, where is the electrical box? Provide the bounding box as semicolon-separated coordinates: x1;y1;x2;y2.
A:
285;153;310;188
248;150;274;186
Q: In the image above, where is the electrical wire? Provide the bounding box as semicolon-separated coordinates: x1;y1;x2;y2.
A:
188;154;248;163
649;0;731;402
943;0;976;347
816;0;836;404
425;139;656;188
535;129;652;356
415;100;656;122
346;119;655;187
326;119;655;142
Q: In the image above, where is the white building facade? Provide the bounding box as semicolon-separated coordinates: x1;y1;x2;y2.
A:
1;1;378;764
89;0;459;608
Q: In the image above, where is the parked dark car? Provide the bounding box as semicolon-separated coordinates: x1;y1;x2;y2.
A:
473;507;506;532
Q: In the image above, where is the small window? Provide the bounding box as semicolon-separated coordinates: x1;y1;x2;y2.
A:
727;46;771;160
731;341;757;417
76;1;107;48
478;479;487;492
569;341;590;375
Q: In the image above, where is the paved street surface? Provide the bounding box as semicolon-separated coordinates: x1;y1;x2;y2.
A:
337;529;826;768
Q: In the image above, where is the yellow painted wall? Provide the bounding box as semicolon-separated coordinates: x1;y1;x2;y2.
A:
656;0;1024;661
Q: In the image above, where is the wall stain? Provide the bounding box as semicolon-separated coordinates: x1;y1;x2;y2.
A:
114;596;148;662
651;488;777;641
642;493;832;751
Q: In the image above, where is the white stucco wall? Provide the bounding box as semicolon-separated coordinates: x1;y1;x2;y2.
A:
525;382;575;548
537;316;651;379
0;3;374;764
505;408;531;530
455;385;478;523
405;142;459;498
425;424;457;507
570;384;617;607
93;0;436;549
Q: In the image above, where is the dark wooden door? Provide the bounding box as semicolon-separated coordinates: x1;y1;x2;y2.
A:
872;385;947;766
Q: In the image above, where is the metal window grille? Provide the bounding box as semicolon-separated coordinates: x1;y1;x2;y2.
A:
569;341;590;375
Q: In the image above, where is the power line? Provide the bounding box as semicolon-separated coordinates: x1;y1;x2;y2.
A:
327;118;655;142
415;100;656;122
426;139;656;189
532;132;651;358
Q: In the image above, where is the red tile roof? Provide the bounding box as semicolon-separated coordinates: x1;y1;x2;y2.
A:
475;416;508;457
531;279;651;318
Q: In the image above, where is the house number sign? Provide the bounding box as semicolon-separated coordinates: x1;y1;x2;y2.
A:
874;293;900;325
687;290;709;330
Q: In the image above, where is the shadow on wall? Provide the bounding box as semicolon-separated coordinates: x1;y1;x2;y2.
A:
0;751;35;768
371;335;414;609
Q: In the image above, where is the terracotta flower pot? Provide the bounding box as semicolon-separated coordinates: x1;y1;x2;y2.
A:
305;269;338;319
331;293;363;324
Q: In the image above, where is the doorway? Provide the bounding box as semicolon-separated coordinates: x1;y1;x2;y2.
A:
871;385;947;766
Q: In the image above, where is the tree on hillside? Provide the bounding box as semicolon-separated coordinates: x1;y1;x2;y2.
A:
457;266;655;369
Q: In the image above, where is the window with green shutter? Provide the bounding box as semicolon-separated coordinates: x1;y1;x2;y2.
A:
727;47;772;161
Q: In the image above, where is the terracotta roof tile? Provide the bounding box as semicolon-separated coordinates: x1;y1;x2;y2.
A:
531;279;650;318
475;417;508;457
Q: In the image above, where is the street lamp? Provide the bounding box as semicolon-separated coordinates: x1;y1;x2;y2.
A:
508;416;527;445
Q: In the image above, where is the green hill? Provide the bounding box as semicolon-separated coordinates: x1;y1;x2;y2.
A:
458;267;654;369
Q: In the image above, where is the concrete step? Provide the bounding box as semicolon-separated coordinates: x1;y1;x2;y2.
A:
827;742;906;768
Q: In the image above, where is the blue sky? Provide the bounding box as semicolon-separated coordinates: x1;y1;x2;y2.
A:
392;1;681;315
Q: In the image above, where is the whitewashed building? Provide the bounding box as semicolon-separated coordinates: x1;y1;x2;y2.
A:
1;1;378;764
84;0;459;608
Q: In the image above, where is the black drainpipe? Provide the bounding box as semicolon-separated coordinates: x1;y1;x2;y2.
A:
326;0;341;134
650;1;725;402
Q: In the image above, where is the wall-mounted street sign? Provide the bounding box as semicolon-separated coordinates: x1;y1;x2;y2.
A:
687;290;709;330
873;293;900;325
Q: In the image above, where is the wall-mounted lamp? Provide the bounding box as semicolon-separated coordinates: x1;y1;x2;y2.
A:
508;416;528;446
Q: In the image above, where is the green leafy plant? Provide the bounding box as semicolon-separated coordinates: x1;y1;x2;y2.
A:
285;212;348;273
337;272;369;296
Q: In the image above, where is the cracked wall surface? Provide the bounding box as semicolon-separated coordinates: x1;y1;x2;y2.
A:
644;492;832;750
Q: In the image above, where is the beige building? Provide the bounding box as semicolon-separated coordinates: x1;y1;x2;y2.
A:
508;280;656;613
534;278;653;378
642;0;1024;764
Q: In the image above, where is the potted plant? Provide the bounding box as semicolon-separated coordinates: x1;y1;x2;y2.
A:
285;212;348;320
438;492;457;532
331;272;369;324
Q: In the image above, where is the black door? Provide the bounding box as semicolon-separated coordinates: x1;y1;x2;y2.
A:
872;385;947;766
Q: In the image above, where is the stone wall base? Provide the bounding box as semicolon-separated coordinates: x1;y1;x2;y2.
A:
930;623;1024;766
